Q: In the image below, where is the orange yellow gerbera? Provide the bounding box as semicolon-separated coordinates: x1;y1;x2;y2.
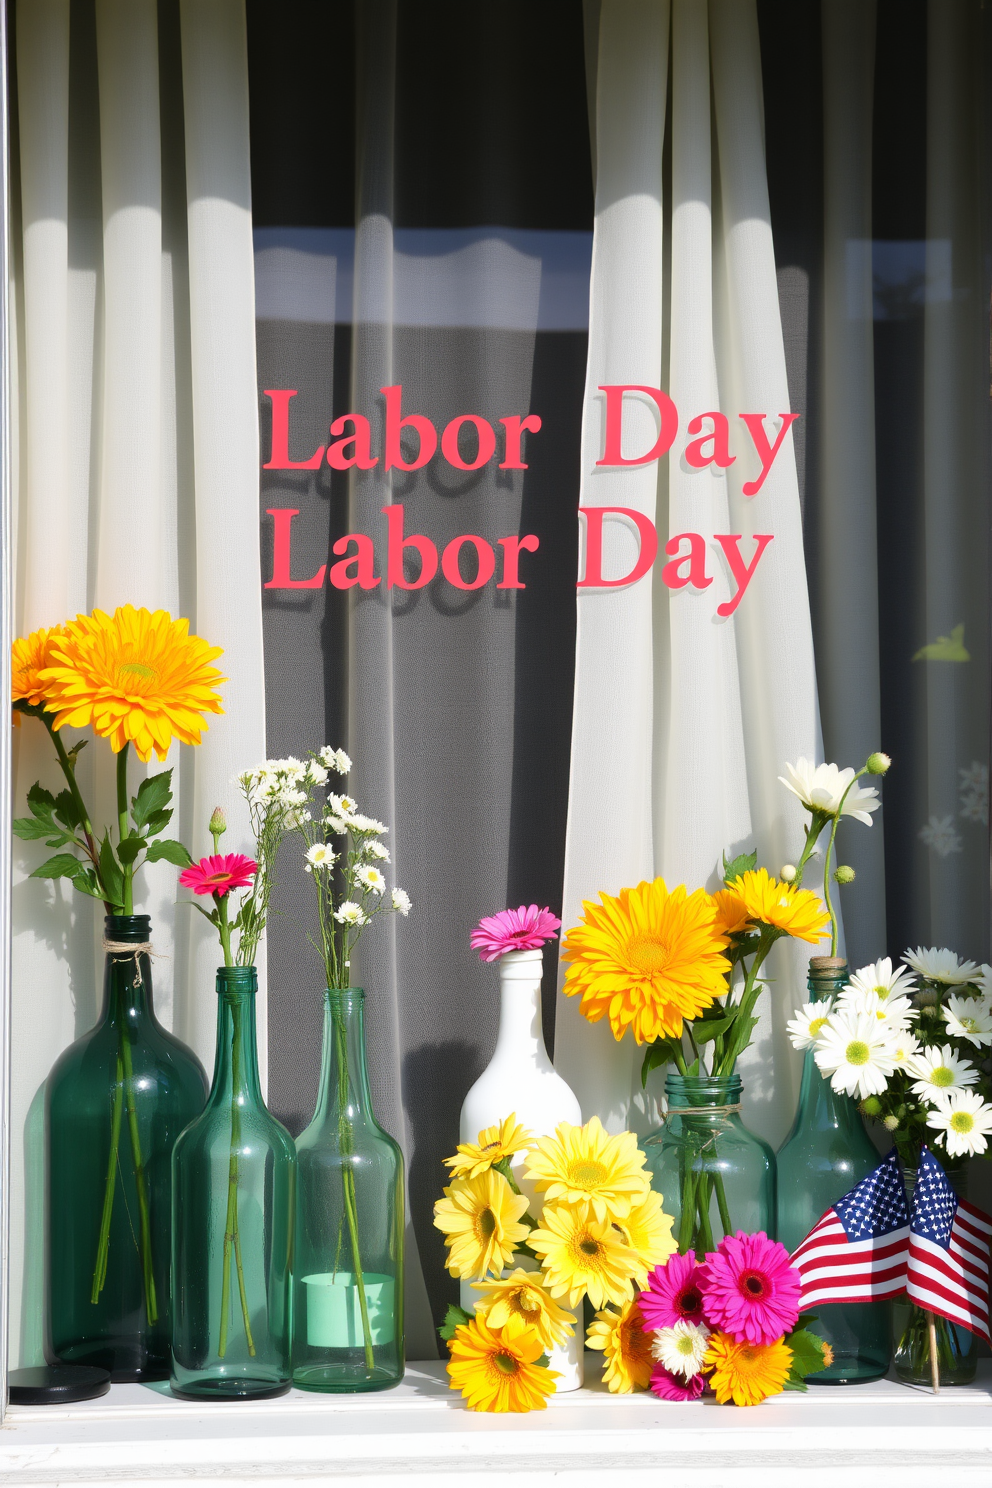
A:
524;1116;650;1221
444;1113;533;1180
586;1298;655;1393
446;1312;558;1412
471;1269;574;1351
705;1330;793;1406
433;1168;530;1280
11;624;64;722
561;878;730;1044
729;868;829;946
612;1187;677;1282
528;1198;639;1309
712;885;749;937
40;605;224;763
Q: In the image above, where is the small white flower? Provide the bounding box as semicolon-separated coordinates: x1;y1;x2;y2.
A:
977;965;992;999
328;794;358;819
650;1321;710;1379
306;760;329;786
306;843;336;871
356;865;386;896
918;815;963;858
779;758;880;825
846;957;917;1003
320;745;352;774
942;994;992;1048
359;841;390;862
905;1044;979;1102
349;814;388;835
786;999;835;1052
813;1012;899;1100
323;815;351;835
903;947;981;986
780;864;797;883
891;1030;921;1067
334;901;368;926
391;886;412;916
837;987;916;1032
926;1089;992;1158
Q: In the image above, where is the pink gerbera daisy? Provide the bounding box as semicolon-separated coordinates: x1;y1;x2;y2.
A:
638;1251;706;1331
469;904;561;961
179;852;257;899
699;1232;801;1346
650;1365;707;1402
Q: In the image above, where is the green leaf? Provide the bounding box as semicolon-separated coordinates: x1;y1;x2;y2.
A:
145;838;193;868
64;738;88;767
27;782;57;818
641;1039;678;1088
785;1326;830;1386
723;849;757;886
694;1013;738;1044
117;836;147;865
781;1376;808;1392
141;808;173;838
98;833;125;907
69;865;105;901
131;771;173;831
30;852;84;881
52;790;82;831
13;814;61;840
536;1353;551;1369
438;1303;472;1343
794;1312;819;1331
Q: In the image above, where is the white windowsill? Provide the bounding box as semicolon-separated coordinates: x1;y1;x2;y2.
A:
1;1358;990;1486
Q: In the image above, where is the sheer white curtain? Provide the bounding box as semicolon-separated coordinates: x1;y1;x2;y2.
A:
10;0;264;1366
556;0;823;1145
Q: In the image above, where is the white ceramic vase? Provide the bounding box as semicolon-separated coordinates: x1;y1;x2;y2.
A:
458;946;585;1390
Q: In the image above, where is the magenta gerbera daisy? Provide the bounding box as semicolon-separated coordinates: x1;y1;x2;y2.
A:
469;904;562;961
699;1232;801;1346
179;852;257;899
650;1365;707;1402
638;1251;706;1331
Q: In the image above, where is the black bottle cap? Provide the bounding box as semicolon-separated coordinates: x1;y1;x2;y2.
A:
8;1365;111;1405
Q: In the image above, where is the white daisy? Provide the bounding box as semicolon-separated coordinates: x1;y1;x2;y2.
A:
334;901;368;926
323;815;351;835
779;758;880;824
786;998;835;1052
305;843;336;871
320;745;352;774
650;1321;710;1379
391;886;412;916
942;994;992;1049
356;865;386;896
306;759;329;786
905;1044;979;1103
813;1012;899;1099
837;987;916;1032
903;947;981;986
358;841;390;862
846;958;917;1003
327;793;358;819
891;1030;921;1067
977;965;992;999
926;1090;992;1158
349;814;388;835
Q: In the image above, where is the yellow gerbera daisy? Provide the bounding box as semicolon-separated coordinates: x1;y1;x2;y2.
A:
705;1330;793;1406
712;886;749;937
12;624;64;719
561;878;730;1045
447;1312;559;1413
729;868;829;946
585;1298;654;1393
613;1188;677;1283
471;1268;574;1351
41;605;224;763
444;1113;534;1180
528;1198;638;1309
524;1116;650;1222
433;1168;530;1280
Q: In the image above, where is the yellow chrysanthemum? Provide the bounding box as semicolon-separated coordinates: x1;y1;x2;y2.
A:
40;605;224;763
524;1115;650;1222
433;1168;530;1280
613;1188;677;1283
445;1113;534;1180
12;624;65;716
705;1330;793;1407
729;868;829;946
712;886;749;937
528;1198;638;1309
447;1312;559;1413
585;1298;654;1393
561;878;731;1045
471;1268;575;1351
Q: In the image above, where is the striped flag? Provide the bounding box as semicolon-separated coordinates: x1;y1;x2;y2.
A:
790;1149;910;1308
906;1147;992;1346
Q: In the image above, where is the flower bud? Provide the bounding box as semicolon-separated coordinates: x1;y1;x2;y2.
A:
865;752;891;775
883;1115;899;1132
833;864;856;885
780;864;797;883
209;807;227;837
861;1095;882;1117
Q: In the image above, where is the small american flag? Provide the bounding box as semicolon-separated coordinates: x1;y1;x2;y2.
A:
790;1149;910;1308
907;1147;992;1346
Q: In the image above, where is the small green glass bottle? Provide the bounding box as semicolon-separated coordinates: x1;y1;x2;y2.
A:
776;956;891;1383
171;966;296;1398
292;988;404;1393
46;915;208;1381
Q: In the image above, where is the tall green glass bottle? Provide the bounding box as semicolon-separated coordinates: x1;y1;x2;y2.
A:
46;915;208;1380
776;956;891;1383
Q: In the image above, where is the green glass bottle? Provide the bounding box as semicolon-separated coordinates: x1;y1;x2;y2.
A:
292;988;404;1393
46;915;208;1380
776;955;891;1383
171;966;296;1399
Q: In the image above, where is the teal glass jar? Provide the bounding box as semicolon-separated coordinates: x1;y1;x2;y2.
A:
894;1165;977;1385
777;956;891;1383
171;966;296;1399
643;1073;775;1254
46;915;208;1381
292;988;404;1393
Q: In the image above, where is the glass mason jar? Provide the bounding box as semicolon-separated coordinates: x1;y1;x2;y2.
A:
893;1165;978;1385
643;1074;775;1255
46;915;208;1381
171;966;296;1398
292;988;405;1392
777;956;891;1383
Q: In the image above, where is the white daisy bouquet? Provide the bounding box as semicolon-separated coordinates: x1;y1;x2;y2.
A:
788;949;992;1171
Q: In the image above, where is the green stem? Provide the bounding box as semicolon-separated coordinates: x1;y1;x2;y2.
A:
334;1008;374;1370
219;1001;255;1358
117;744;133;915
217;893;234;968
677;1166;697;1253
91;1052;124;1302
46;720;111;909
713;1171;733;1238
714;933;775;1076
695;1174;716;1254
821;767;867;955
120;1024;158;1324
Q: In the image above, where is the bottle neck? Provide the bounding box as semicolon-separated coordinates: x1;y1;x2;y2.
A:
100;914;155;1026
794;963;863;1133
493;950;552;1068
313;989;373;1126
665;1074;742;1125
207;967;263;1107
